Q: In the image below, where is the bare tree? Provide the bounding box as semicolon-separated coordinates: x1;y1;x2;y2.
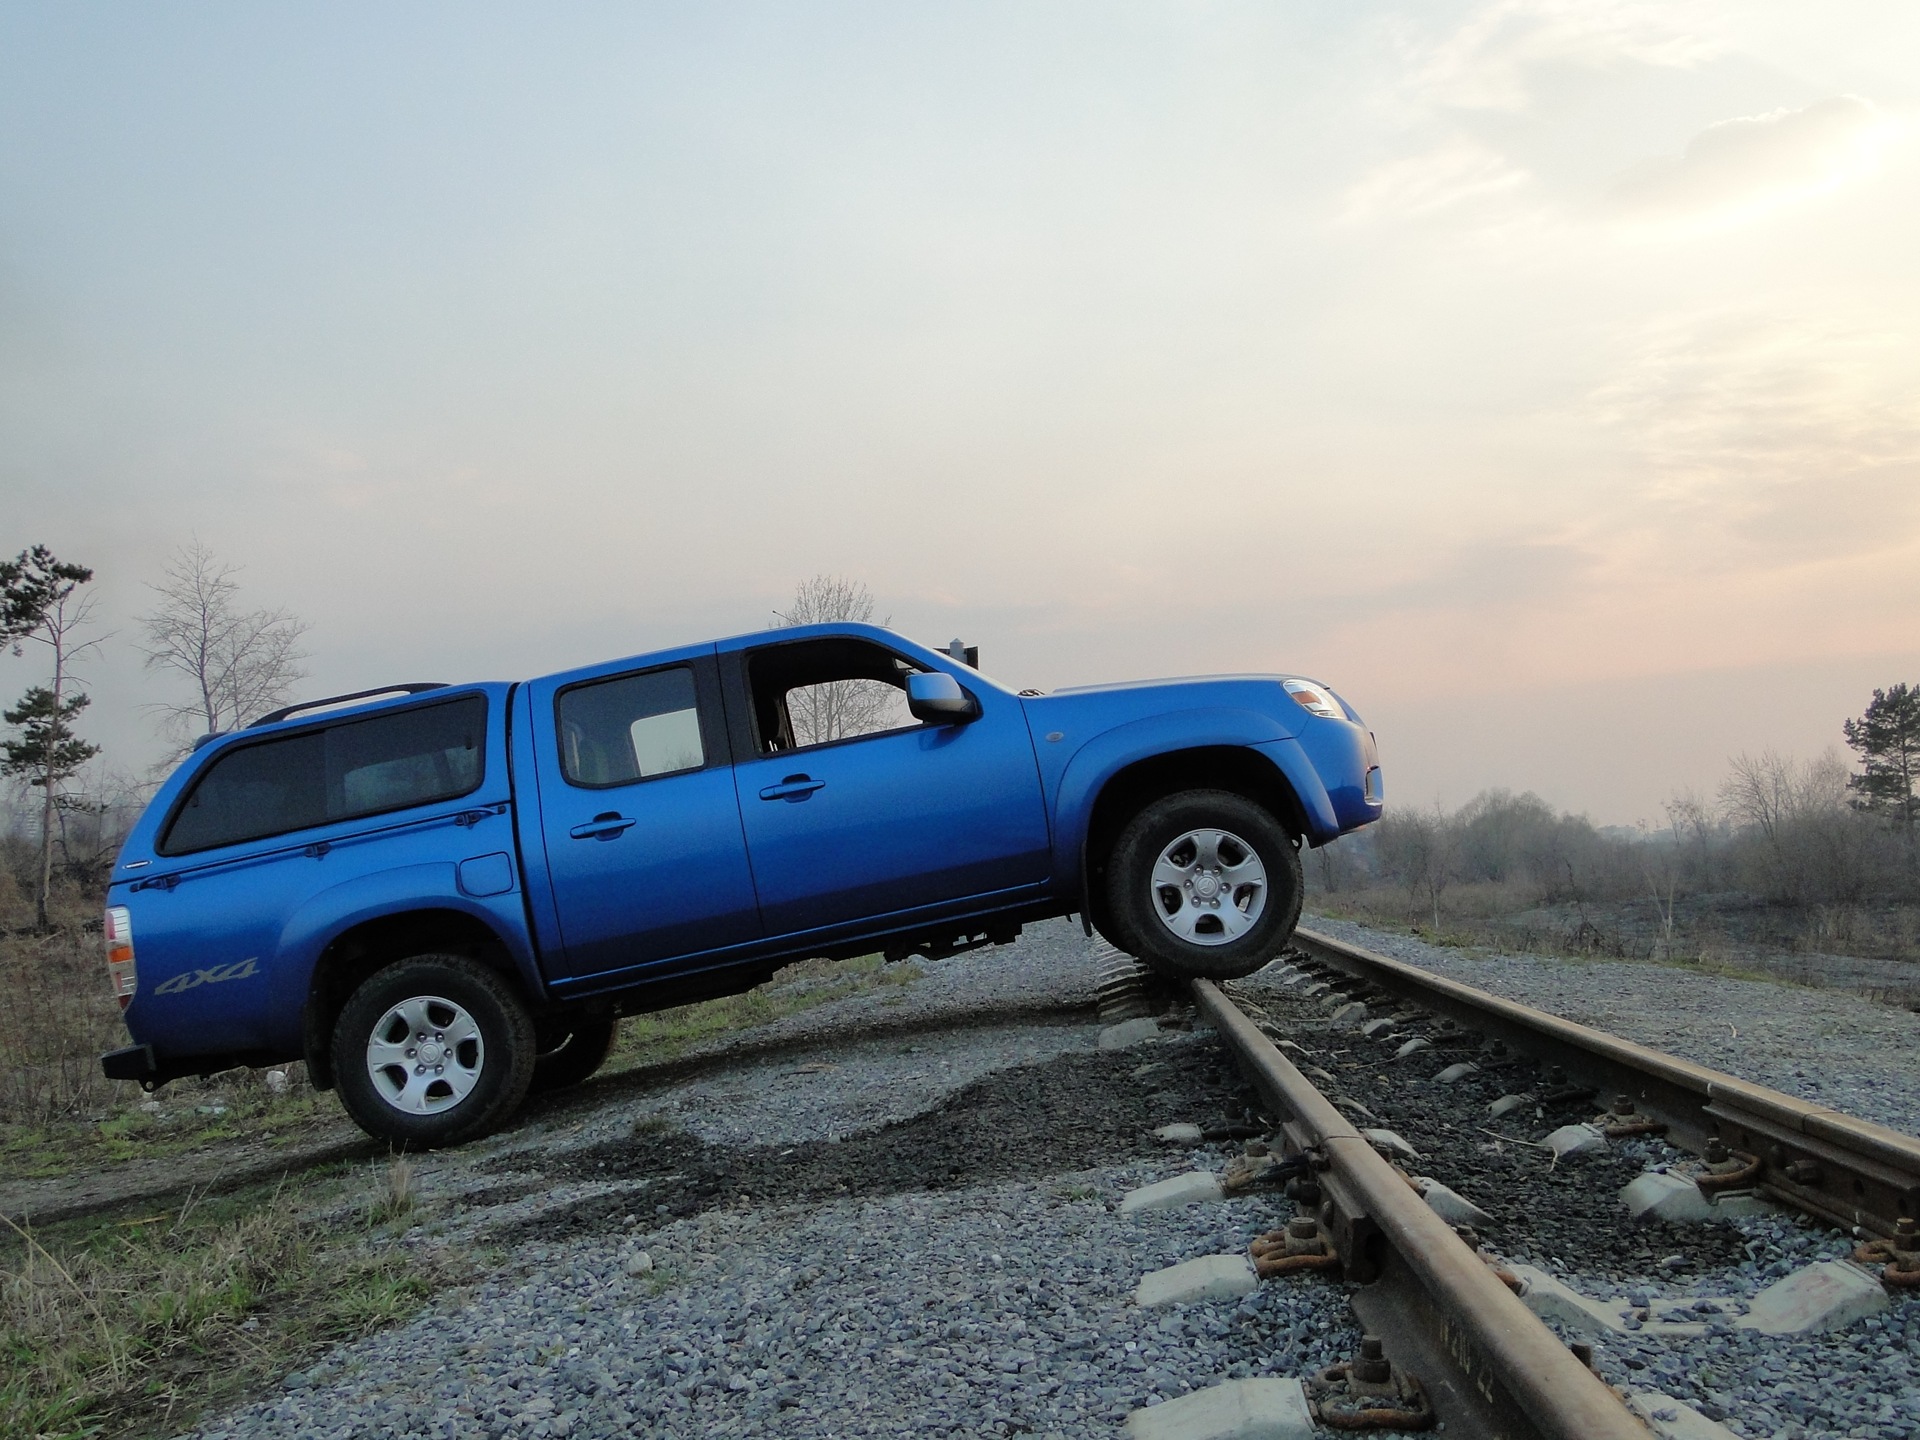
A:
49;762;150;892
772;574;900;746
1309;832;1365;895
0;547;102;929
1373;805;1457;929
773;574;879;630
1720;751;1794;851
139;540;309;754
1637;796;1702;962
1720;749;1881;908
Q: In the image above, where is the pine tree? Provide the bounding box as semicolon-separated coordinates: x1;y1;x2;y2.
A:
1;547;99;928
1843;682;1920;861
1;689;102;795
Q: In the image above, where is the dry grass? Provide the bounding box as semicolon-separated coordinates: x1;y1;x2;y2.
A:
0;882;338;1179
1;1169;464;1439
1307;883;1920;1008
0;912;129;1129
1308;882;1599;955
0;883;448;1438
369;1153;417;1225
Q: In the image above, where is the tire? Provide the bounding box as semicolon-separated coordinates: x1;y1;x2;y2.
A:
528;1014;620;1095
1105;789;1303;981
331;954;536;1149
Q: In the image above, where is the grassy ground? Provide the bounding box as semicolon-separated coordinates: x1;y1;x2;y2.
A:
1;947;928;1436
604;952;923;1073
1308;895;1783;988
0;883;349;1181
1;1157;469;1440
0;924;924;1183
1311;878;1920;962
0;1077;341;1184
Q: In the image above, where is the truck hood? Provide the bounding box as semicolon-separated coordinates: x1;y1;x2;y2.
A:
1021;673;1333;738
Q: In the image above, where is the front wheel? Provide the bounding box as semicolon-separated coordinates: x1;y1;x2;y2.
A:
1106;789;1303;981
331;955;536;1148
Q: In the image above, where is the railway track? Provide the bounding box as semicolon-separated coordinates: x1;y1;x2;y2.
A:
1173;926;1920;1440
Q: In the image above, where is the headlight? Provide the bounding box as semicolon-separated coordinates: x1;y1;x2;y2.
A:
1282;680;1343;719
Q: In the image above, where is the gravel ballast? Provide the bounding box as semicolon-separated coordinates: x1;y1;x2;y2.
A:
179;921;1357;1439
219;1180;1357;1440
172;915;1920;1439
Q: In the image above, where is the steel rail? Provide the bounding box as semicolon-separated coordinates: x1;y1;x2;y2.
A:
1191;978;1650;1440
1287;928;1920;1238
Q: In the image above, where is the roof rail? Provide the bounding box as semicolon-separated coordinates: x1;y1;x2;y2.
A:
249;683;450;729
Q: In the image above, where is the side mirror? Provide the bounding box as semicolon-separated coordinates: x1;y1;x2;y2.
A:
907;670;979;724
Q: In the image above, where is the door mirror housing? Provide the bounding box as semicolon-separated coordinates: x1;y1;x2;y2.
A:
906;670;979;724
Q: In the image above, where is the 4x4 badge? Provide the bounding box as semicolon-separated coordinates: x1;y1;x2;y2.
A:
153;958;258;996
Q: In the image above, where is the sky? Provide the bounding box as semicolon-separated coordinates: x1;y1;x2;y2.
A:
4;1;1918;826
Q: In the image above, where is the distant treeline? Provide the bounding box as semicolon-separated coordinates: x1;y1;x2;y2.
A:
1313;747;1918;938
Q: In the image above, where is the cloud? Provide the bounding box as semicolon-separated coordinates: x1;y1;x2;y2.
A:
1609;96;1896;232
1378;537;1600;613
1405;0;1723;113
1590;312;1920;558
1348;0;1724;233
1340;139;1532;223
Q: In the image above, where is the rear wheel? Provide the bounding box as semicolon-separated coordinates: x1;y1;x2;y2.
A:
331;955;535;1148
1106;789;1302;981
528;1014;620;1095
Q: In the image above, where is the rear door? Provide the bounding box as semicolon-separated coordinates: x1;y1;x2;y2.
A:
525;647;763;982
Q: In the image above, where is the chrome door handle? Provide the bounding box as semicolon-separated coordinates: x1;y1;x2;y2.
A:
758;775;826;802
569;813;636;840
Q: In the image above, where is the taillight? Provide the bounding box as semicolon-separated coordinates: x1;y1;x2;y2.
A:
105;906;137;1009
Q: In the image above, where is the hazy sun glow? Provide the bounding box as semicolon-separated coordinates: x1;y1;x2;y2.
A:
3;0;1918;823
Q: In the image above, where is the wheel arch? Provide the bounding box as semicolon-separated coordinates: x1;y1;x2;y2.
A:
1079;745;1309;946
302;908;530;1091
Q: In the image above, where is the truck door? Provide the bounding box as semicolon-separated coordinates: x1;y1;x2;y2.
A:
725;635;1051;939
526;650;762;981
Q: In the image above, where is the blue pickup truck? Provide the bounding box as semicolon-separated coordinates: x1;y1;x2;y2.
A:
100;623;1382;1146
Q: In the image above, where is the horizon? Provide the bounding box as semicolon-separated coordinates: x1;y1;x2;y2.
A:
6;2;1918;826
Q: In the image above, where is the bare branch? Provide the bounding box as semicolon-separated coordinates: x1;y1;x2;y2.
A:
138;540;310;752
772;574;879;629
773;575;900;745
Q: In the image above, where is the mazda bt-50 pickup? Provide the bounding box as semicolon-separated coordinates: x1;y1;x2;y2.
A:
100;623;1383;1146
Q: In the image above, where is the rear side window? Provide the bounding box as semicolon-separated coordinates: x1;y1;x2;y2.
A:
160;696;488;855
557;666;705;786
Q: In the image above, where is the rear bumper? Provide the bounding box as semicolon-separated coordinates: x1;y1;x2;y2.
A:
101;1043;156;1082
100;1042;276;1088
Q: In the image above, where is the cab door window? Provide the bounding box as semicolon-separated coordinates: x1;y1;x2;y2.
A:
746;638;927;751
556;666;707;786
